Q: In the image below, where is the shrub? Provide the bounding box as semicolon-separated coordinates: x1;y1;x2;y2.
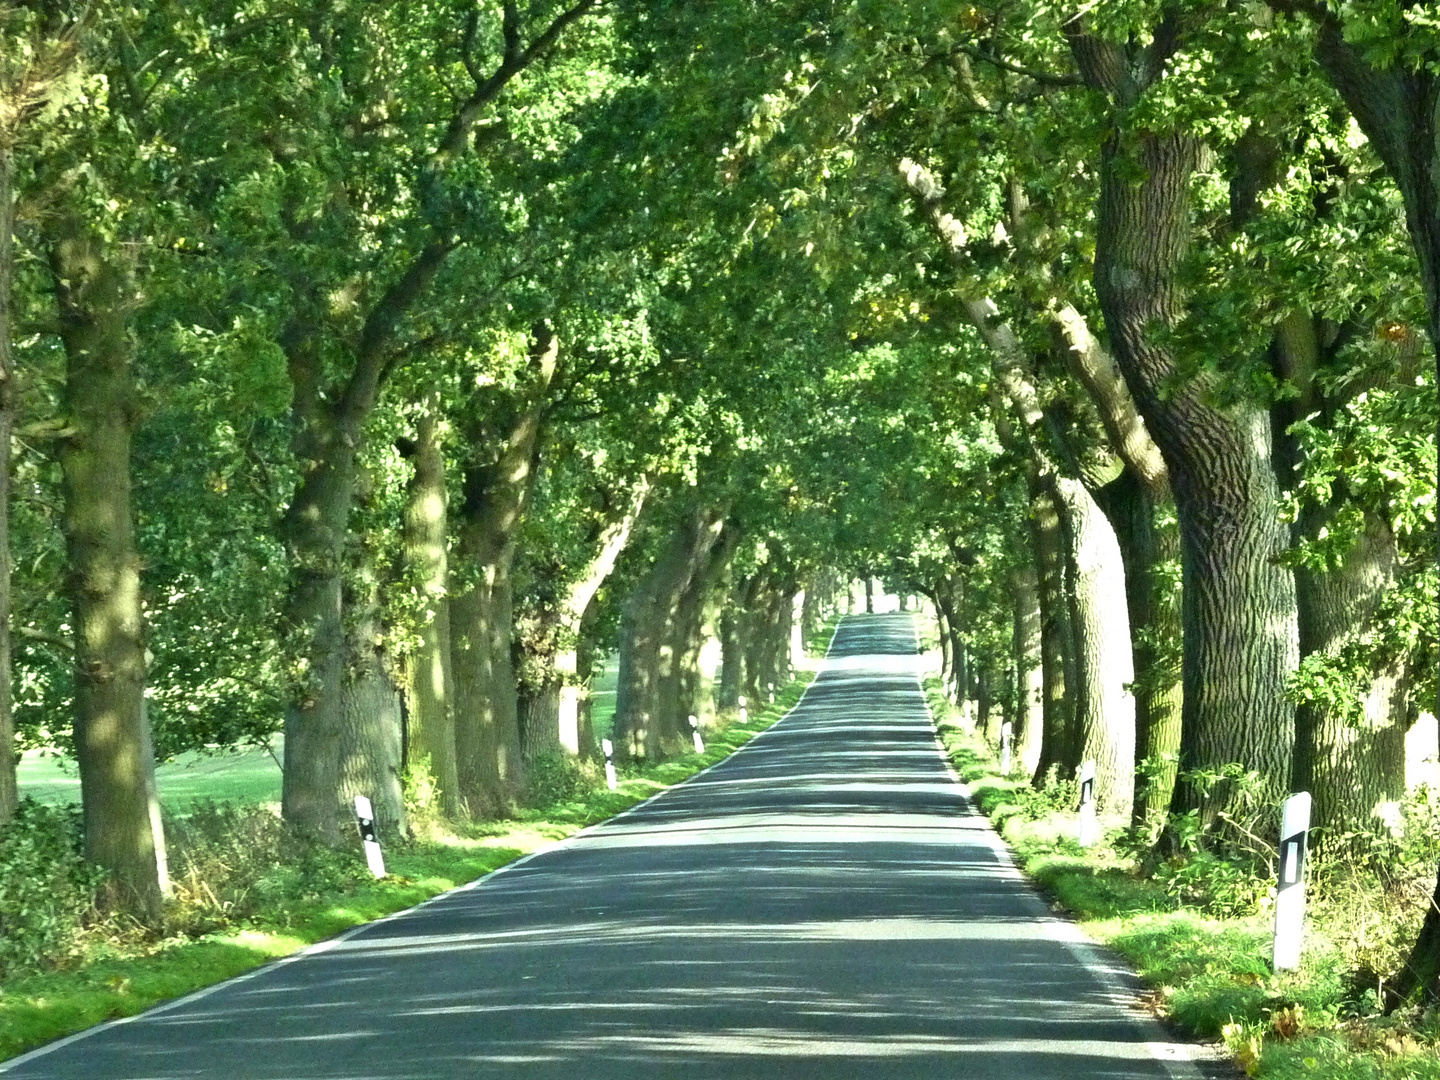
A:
523;752;600;808
0;799;105;977
1151;851;1271;918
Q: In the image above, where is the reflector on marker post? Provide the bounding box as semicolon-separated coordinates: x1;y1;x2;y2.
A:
1077;761;1098;848
1272;791;1311;971
353;795;386;878
999;721;1013;775
601;738;617;791
689;714;705;754
738;695;748;723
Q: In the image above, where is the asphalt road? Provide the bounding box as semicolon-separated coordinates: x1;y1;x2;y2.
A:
5;613;1214;1079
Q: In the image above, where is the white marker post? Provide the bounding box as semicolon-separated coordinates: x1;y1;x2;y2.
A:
353;795;386;879
999;721;1013;775
689;714;705;754
1272;791;1312;971
1077;761;1098;848
601;738;618;791
738;695;748;724
767;682;775;704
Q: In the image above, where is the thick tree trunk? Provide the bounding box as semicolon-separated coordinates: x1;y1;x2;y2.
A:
574;596;602;761
340;480;406;837
1029;480;1074;786
1274;313;1412;846
1075;110;1298;827
612;506;725;760
50;219;168;920
1292;517;1407;842
0;147;15;825
452;495;528;815
1011;565;1045;777
451;329;554;814
552;478;648;755
667;529;735;742
801;587;821;647
398;406;461;819
1052;476;1136;818
1093;469;1183;826
718;605;743;710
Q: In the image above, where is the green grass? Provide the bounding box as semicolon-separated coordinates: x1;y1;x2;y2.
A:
18;743;283;811
0;668;820;1063
923;676;1440;1080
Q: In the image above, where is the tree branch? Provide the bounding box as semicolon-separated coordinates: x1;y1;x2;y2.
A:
946;42;1084;88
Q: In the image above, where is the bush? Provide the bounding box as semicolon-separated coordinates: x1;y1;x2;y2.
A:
523;752;600;808
0;799;105;977
166;802;372;934
1151;851;1271;918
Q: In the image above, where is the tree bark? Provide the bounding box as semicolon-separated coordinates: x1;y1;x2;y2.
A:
1011;564;1045;776
667;527;736;741
1291;519;1407;843
1065;38;1299;825
49;217;168;920
339;511;406;839
1052;475;1136;817
1273;312;1413;846
398;404;461;819
451;326;556;814
552;477;648;754
1029;479;1075;784
277;247;451;841
718;603;743;710
1092;469;1183;826
612;504;725;760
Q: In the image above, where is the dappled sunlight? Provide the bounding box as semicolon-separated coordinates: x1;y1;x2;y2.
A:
7;615;1195;1080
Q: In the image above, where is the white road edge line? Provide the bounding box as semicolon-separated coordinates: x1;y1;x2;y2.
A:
906;612;1211;1080
0;619;846;1074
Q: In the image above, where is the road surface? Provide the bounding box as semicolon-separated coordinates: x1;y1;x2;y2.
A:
4;613;1214;1079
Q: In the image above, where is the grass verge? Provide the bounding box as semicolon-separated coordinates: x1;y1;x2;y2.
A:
0;666;821;1063
923;677;1440;1080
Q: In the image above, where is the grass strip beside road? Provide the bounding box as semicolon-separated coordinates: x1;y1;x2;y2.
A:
0;668;819;1063
922;677;1440;1080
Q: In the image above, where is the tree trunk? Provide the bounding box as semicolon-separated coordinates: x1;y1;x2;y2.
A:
1011;564;1045;777
1067;91;1298;825
718;605;743;710
1092;469;1183;826
865;578;874;614
667;528;735;741
1292;516;1407;843
801;586;821;646
50;218;168;920
450;328;555;814
398;405;461;819
1052;475;1136;818
551;477;648;755
277;342;356;841
1030;479;1074;786
0;146;15;825
339;478;406;837
574;595;602;761
612;505;724;760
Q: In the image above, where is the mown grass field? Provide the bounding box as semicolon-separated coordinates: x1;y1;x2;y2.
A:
18;744;283;811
